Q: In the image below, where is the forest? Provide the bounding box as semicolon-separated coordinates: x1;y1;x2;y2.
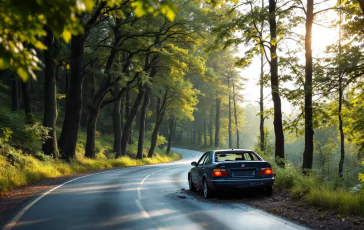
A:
0;0;364;219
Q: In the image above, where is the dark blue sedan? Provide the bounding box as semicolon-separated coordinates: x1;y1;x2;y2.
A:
188;149;275;198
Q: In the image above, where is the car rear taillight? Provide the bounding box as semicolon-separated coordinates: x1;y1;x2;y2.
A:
259;167;273;175
213;168;228;177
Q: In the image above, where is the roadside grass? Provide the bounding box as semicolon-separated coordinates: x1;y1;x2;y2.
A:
0;104;181;193
273;163;364;217
177;144;364;217
0;137;181;192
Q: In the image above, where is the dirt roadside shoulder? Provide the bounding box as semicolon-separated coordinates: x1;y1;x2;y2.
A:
241;188;364;230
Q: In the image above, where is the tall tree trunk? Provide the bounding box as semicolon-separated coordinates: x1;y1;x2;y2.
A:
58;2;105;160
11;74;19;111
338;78;345;178
148;121;161;158
80;109;88;128
303;0;314;171
64;70;70;94
137;88;150;159
198;119;202;145
215;97;221;148
166;117;175;154
58;35;85;159
259;52;265;151
203;110;207;147
209;102;214;147
119;88;145;157
85;88;108;158
113;82;122;156
85;110;99;158
269;0;285;166
125;89;134;145
148;91;168;158
228;78;232;148
233;83;239;149
338;5;345;178
358;0;364;14
42;28;58;156
21;78;32;123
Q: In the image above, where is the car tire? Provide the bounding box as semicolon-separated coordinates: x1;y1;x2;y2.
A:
263;186;273;196
203;178;214;198
189;175;196;191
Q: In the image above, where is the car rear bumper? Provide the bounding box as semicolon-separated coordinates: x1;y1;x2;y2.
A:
209;178;274;190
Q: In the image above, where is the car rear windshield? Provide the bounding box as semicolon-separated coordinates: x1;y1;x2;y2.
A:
215;151;261;162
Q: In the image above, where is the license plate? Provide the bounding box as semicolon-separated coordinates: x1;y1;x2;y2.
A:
232;170;255;177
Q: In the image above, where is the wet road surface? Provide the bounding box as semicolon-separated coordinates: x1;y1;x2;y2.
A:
4;148;308;230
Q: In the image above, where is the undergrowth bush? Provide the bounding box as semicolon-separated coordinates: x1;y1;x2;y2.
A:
0;134;181;193
306;188;364;216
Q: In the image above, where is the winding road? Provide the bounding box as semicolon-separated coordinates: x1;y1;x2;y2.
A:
5;148;308;230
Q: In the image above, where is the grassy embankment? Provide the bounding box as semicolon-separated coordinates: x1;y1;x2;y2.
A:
178;145;364;217
0;105;181;193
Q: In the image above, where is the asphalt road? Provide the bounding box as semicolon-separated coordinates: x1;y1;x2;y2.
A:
5;148;308;230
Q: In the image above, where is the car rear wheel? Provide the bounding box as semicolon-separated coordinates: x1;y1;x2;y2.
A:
189;175;196;191
203;179;214;198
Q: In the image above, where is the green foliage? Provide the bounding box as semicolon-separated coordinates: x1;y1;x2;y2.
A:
1;127;13;142
306;188;364;216
0;0;94;80
22;122;51;151
131;0;177;21
0;131;181;192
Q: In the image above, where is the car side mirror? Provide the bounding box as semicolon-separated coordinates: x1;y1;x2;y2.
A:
191;161;197;166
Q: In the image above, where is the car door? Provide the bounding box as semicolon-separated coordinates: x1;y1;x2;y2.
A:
192;153;208;188
197;152;211;187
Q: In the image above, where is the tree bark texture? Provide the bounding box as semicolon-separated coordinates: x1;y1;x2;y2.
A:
58;35;85;159
58;2;106;160
137;88;150;159
338;8;345;178
259;52;265;151
228;78;232;149
113;82;122;156
11;74;19;111
233;83;239;149
338;78;345;178
42;28;58;156
166;117;176;154
119;88;145;157
358;0;364;14
84;17;124;158
125;89;133;145
303;0;314;171
85;86;109;158
209;102;214;147
269;0;285;166
214;97;221;148
21;78;32;123
148;91;168;158
203;110;207;147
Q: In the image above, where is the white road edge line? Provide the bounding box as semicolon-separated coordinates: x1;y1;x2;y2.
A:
3;169;121;230
135;167;174;230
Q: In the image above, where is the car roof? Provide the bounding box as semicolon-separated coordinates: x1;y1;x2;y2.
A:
212;149;254;152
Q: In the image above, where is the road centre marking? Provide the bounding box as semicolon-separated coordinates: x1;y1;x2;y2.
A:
135;167;175;230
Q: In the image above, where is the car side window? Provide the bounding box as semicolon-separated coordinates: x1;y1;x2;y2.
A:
197;153;207;166
203;152;211;165
250;152;261;161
